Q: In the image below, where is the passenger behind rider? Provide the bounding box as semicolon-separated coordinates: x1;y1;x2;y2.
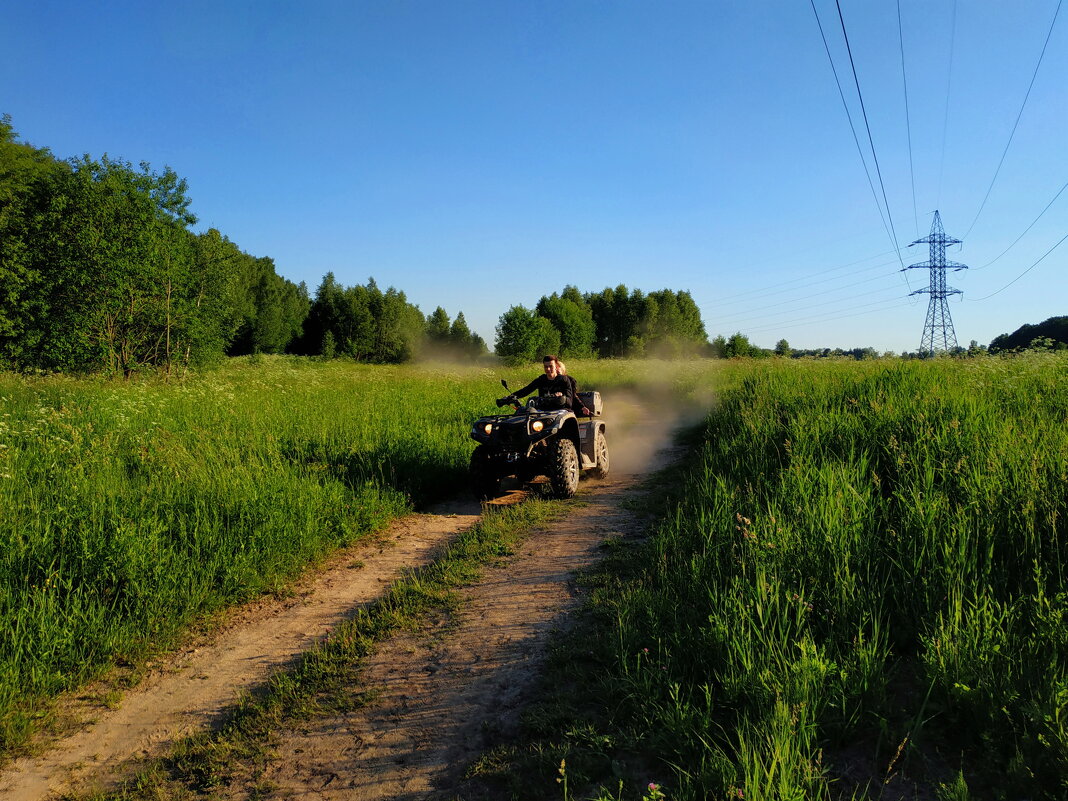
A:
557;360;593;417
499;355;591;416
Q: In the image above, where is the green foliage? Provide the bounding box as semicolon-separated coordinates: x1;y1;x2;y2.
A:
536;287;596;359
426;306;451;342
495;305;561;365
724;331;759;357
301;274;425;363
504;355;1068;800
503;284;709;361
0;118;304;373
988;315;1068;353
227;254;309;356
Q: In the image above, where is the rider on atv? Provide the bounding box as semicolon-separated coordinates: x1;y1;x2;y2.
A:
502;355;591;415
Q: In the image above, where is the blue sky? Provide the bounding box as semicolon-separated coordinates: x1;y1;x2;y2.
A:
3;1;1066;352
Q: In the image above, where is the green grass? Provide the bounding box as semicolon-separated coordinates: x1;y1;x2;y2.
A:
0;355;731;759
0;357;503;755
477;353;1068;801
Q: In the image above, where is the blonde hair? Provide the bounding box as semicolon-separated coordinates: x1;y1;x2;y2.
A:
557;360;567;375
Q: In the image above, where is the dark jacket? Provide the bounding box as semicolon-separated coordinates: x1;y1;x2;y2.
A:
513;373;575;408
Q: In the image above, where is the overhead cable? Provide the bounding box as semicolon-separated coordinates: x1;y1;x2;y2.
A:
963;0;1063;239
967;230;1068;300
897;0;919;237
973;178;1068;270
712;275;900;327
809;0;909;290
937;0;958;206
702;255;898;309
735;296;913;336
833;0;907;273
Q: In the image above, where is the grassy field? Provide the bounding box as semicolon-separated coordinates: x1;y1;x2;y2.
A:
0;358;498;753
5;353;1065;801
0;355;724;758
491;353;1068;801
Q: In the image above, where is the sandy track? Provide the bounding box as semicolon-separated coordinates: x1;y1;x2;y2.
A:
0;502;482;801
241;473;647;801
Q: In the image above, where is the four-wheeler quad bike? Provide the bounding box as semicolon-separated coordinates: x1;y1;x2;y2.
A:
469;380;609;500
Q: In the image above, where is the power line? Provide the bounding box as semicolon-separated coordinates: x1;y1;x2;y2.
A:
897;0;918;238
808;0;903;283
834;0;906;272
712;276;901;327
973;178;1068;270
937;0;958;207
967;229;1068;300
702;253;898;309
735;296;913;336
963;0;1063;239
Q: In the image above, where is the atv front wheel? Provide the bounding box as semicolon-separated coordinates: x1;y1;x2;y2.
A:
591;429;610;479
547;437;580;499
470;445;500;500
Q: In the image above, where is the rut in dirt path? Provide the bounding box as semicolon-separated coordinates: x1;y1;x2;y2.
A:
240;471;656;801
0;500;482;801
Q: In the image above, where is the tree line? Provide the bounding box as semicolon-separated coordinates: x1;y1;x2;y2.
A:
495;284;709;364
0;118;484;374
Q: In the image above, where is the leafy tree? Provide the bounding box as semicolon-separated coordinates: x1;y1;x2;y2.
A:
1;118;300;373
23;154;201;374
0;116;67;367
725;332;754;358
228;256;308;355
495;306;561;365
774;338;792;358
709;334;728;359
302;275;424;363
583;284;707;358
426;307;451;343
536;287;595;358
988;316;1068;353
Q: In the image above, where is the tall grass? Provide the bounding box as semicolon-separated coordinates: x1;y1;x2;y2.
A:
0;357;515;753
516;354;1067;800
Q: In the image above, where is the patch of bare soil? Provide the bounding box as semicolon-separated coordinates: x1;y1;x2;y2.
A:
0;394;685;801
245;472;653;801
0;502;481;801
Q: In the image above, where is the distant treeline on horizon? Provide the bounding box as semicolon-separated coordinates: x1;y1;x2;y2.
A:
3;117;1062;375
0;117;721;375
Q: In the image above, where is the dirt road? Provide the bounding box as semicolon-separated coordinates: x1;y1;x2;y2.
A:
0;395;683;800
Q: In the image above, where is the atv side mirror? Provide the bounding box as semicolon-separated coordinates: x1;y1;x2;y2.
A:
500;379;509;391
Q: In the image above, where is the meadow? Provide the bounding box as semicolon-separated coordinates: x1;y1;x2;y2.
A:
520;352;1068;801
3;353;1066;801
0;355;726;758
0;358;514;753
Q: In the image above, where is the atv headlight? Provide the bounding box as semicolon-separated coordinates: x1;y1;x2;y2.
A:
483;423;493;435
531;420;544;433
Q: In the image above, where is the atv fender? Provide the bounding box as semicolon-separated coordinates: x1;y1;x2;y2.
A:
577;419;605;470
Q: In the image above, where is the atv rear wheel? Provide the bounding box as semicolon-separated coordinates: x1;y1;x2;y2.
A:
470;445;500;500
591;429;610;479
547;437;580;499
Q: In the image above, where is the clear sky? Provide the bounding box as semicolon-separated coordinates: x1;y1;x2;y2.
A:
3;1;1066;353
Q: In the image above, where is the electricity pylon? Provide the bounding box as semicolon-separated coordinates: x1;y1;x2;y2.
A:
904;210;967;355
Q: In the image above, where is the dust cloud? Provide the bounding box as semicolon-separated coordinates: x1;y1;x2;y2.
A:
601;384;715;475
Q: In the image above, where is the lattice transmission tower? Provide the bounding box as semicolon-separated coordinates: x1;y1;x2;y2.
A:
905;210;968;354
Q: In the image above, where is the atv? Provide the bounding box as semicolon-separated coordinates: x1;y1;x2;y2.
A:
469;380;609;500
